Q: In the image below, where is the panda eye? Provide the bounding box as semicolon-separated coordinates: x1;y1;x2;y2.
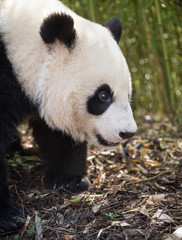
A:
99;91;109;102
87;84;113;116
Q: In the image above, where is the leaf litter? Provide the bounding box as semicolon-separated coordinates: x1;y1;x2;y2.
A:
3;115;182;240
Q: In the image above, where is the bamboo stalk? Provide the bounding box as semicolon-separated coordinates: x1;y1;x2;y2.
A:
142;8;165;113
154;0;175;112
88;0;96;22
133;0;151;111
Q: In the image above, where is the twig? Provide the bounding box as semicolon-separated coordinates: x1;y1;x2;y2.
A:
126;168;176;186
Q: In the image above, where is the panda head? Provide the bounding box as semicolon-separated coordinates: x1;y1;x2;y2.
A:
38;13;137;147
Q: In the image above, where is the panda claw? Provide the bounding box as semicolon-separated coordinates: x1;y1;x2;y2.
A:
45;176;91;193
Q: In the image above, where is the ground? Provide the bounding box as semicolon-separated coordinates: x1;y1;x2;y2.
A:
1;115;182;240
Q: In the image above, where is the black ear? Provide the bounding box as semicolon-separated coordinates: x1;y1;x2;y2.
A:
40;13;76;48
104;17;122;43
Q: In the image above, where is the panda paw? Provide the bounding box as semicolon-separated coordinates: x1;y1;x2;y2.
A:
0;206;25;236
45;176;91;193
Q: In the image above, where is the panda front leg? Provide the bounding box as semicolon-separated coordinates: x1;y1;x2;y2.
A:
31;118;91;193
0;145;25;235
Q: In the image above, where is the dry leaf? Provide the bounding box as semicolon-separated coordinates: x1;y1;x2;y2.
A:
144;160;161;167
151;194;165;201
62;235;76;240
139;205;149;217
92;204;101;213
64;195;102;206
131;176;139;180
173;227;182;238
111;221;130;227
64;198;77;206
152;209;174;223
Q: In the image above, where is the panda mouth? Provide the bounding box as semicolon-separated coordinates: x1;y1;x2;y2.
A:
95;133;119;147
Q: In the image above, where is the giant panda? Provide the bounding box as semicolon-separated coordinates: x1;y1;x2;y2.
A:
0;0;137;234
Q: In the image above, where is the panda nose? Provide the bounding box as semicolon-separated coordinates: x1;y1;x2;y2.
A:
119;132;135;139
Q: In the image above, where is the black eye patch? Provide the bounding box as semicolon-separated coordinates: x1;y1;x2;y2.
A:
87;84;113;116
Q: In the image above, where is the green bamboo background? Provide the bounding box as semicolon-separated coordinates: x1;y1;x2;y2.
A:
62;0;182;123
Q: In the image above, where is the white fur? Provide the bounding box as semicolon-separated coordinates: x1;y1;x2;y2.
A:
0;0;137;146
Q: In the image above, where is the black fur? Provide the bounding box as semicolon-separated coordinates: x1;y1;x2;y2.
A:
0;36;31;234
105;17;122;43
40;13;76;48
0;36;89;235
0;206;25;236
30;117;90;192
87;84;113;116
6;137;24;159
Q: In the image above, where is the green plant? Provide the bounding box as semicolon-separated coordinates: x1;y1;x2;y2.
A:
105;212;120;220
